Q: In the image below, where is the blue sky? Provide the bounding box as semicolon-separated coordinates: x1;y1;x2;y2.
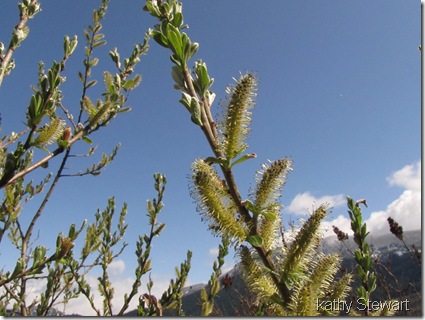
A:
0;0;421;315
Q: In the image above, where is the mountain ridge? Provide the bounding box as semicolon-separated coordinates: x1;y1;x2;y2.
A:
125;229;422;316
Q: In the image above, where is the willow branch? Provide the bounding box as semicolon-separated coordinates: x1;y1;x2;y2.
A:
22;148;71;258
181;70;291;304
181;68;218;152
201;95;218;140
0;0;39;87
0;129;85;188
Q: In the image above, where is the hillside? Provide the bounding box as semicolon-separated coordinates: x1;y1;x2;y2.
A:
119;230;423;316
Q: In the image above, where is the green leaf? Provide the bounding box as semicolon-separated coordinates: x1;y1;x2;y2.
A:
143;234;150;244
152;30;168;47
68;224;76;239
109;47;121;68
247;235;263;247
200;288;208;301
122;75;142;90
211;278;220;295
369;275;377;292
93;40;106;48
242;199;260;215
205;90;216;106
145;1;161;17
354;249;362;263
179;92;191;112
153;223;166;236
82;136;93;144
195;62;210;94
32;246;47;266
190;97;202;126
171;65;185;90
188;42;199;59
64;35;78;57
10;259;24;279
78;71;85;82
167;25;184;62
171;12;183;28
170;53;181;66
117;106;132;113
261;211;277;220
86;79;97;89
230;153;256;168
361;223;367;238
205;156;228;167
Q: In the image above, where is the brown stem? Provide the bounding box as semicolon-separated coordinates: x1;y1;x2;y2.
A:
181;68;218;153
221;168;291;304
0;0;39;87
201;95;218;140
181;65;291;304
12;147;72;313
22;148;71;252
0;129;85;188
118;185;164;315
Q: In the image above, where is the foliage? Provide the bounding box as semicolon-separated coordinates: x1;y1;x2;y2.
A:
200;236;229;316
145;0;352;315
387;216;421;266
0;1;190;316
332;199;422;317
336;197;395;316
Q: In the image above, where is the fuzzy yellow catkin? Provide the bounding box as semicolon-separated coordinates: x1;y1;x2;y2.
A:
283;206;327;275
32;118;65;147
220;73;257;160
89;101;113;128
254;158;293;209
191;159;248;242
238;245;279;304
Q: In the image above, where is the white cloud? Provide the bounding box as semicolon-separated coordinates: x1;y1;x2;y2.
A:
324;161;421;239
286;192;346;215
9;162;420;316
320;214;353;238
208;247;219;257
384;189;421;232
12;263;171;316
63;272;170;316
108;259;126;275
387;161;421;191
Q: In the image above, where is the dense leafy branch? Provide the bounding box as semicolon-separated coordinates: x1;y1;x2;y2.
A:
0;0;152;315
144;0;354;314
144;0;293;305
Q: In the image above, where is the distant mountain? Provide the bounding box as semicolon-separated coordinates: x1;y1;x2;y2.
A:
319;229;422;258
5;307;64;316
102;230;424;316
172;266;256;317
171;229;422;317
16;227;420;317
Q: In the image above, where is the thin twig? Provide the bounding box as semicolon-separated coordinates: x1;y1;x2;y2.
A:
0;0;39;87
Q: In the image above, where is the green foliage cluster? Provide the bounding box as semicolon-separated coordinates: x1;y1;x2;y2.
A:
0;1;191;316
144;0;353;315
342;198;394;316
